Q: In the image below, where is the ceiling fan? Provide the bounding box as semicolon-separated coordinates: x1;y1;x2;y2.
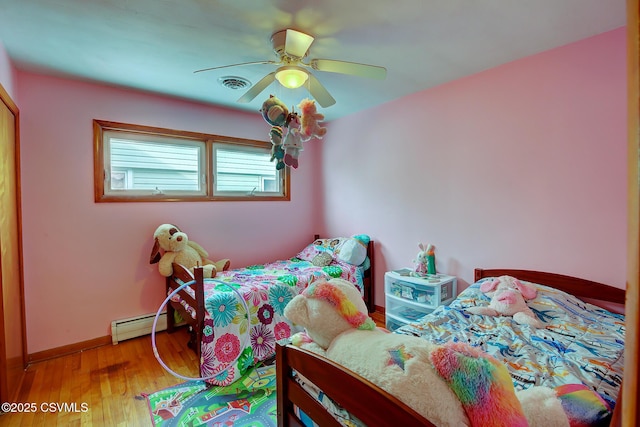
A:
194;29;387;108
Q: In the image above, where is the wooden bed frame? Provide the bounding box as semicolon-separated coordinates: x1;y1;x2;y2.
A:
276;268;626;427
164;235;375;366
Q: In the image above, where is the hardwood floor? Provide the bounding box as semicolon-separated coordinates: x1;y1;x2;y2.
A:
0;328;198;427
0;313;387;426
370;309;385;328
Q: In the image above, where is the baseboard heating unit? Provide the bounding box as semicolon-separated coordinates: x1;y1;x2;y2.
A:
111;312;167;344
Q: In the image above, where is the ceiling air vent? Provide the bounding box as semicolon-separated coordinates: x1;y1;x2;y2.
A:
218;76;251;90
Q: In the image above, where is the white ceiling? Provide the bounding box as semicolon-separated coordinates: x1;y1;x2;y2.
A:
0;0;626;121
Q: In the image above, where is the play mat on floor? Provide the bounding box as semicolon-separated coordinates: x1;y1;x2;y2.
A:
145;364;277;427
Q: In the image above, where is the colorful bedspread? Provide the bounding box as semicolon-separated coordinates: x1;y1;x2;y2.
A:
394;278;625;407
169;257;364;386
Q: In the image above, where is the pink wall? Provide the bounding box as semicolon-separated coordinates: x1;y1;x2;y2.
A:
322;28;628;306
16;73;322;353
0;41;17;100
7;27;628;353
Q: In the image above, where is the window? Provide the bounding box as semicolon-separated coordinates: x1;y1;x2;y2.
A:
94;120;289;202
213;143;280;196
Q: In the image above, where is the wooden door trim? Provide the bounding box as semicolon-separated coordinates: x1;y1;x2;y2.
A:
0;81;26;402
623;0;640;426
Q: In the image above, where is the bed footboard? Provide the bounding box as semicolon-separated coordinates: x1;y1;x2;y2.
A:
275;343;435;427
166;263;205;364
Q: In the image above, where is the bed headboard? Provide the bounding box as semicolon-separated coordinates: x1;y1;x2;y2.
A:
314;234;374;312
474;268;626;308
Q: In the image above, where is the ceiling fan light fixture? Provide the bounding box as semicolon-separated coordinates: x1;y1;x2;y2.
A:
275;66;308;89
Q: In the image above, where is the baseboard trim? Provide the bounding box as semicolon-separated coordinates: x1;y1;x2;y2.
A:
27;307;388;364
28;336;112;364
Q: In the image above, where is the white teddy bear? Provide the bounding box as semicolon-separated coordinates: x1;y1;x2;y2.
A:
284;278;572;427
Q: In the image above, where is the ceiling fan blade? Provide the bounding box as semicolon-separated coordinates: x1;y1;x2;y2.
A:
237;72;276;103
306;74;336;108
194;60;277;74
309;59;387;80
284;29;315;59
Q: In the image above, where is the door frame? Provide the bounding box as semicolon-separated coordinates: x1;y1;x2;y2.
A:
623;0;640;425
0;81;26;402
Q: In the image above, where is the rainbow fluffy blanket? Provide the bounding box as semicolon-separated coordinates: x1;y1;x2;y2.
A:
555;384;612;427
429;342;528;427
429;342;613;427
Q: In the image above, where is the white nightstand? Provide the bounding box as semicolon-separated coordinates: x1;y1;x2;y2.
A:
384;268;457;331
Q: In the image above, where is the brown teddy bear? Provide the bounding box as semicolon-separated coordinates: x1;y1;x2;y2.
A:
149;223;230;278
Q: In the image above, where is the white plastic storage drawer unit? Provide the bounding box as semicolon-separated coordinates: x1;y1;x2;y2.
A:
384;269;457;331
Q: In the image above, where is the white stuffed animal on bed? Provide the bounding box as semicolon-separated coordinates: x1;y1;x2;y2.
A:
284;278;574;427
466;275;544;328
149;224;230;278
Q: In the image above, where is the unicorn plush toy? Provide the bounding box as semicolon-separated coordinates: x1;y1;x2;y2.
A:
283;278;582;426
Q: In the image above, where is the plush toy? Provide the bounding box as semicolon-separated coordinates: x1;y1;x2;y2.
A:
269;126;285;170
466;276;544;328
333;234;369;266
260;96;290;170
284;278;578;427
149;224;230;278
308;235;370;267
414;243;436;275
284;278;574;427
413;243;429;274
282;112;304;169
298;98;327;141
260;95;288;127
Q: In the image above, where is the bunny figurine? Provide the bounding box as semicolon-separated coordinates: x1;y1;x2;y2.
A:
414;243;435;275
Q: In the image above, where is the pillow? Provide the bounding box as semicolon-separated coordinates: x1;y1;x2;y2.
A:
334;235;369;266
296;235;370;266
296;239;339;261
313;237;344;251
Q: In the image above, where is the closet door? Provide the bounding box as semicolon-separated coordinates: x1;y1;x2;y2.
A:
0;83;25;402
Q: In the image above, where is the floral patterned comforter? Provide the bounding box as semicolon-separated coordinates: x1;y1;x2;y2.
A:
169;257;365;386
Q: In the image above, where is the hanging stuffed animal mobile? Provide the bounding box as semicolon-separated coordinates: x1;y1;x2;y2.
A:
298;98;327;141
269;126;285;170
260;95;328;170
261;95;289;170
260;95;288;126
282;111;304;168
